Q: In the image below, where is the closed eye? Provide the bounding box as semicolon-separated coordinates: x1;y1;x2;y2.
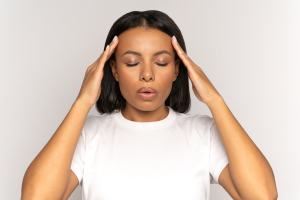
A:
156;63;168;66
125;63;168;67
126;63;139;67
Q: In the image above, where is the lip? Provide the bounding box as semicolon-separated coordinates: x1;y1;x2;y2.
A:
137;87;157;100
137;87;157;93
137;92;157;100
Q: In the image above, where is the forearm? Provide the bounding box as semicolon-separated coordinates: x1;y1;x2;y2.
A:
21;99;91;199
207;96;278;199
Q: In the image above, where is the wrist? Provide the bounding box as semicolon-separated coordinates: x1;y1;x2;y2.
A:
74;97;93;111
206;94;225;110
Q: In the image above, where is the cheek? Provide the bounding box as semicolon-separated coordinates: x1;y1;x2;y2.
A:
159;74;173;86
117;68;137;85
116;69;137;99
156;70;176;95
158;67;176;82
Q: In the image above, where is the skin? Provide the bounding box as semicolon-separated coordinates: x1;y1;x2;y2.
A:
109;27;179;122
22;26;277;199
171;36;278;199
110;28;278;199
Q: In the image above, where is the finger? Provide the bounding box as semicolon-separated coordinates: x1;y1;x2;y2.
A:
171;36;195;69
107;36;119;57
98;36;118;67
97;44;111;70
87;51;103;73
88;36;118;75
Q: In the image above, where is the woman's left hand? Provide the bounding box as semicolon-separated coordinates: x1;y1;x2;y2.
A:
171;36;223;106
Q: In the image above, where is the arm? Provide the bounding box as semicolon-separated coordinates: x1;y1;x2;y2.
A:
207;96;278;200
21;35;119;200
21;99;91;200
170;35;277;199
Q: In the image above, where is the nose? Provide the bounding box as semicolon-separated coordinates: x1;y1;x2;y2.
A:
139;65;155;82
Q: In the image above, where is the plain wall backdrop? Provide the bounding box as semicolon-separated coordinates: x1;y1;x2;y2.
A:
1;0;299;199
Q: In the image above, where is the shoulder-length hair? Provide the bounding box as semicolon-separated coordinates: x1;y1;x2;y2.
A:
96;10;191;114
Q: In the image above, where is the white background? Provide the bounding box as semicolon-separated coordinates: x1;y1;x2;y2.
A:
1;0;299;199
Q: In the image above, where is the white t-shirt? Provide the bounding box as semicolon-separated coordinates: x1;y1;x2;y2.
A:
70;106;229;200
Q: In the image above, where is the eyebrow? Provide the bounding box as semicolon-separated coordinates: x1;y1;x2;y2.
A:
121;50;172;57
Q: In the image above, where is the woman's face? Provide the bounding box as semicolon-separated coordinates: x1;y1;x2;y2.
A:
110;27;179;111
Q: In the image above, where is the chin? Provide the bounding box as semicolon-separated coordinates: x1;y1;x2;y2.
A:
129;101;165;112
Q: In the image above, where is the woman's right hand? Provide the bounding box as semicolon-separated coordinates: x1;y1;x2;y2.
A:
75;36;119;108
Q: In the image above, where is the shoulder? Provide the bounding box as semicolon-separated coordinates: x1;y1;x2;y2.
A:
177;112;213;127
82;112;114;140
193;113;213;126
175;112;214;135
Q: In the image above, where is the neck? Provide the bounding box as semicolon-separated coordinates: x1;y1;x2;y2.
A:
121;105;169;122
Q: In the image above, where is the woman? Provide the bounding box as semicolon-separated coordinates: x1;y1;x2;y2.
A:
21;10;278;200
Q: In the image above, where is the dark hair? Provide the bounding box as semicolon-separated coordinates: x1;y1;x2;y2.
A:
96;10;191;114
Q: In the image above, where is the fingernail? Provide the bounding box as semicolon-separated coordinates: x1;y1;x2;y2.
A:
172;35;177;42
112;35;118;42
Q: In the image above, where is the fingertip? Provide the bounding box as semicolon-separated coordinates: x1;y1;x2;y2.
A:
172;35;177;43
112;35;118;43
105;45;111;56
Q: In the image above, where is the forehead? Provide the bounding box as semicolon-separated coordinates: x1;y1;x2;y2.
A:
115;27;174;57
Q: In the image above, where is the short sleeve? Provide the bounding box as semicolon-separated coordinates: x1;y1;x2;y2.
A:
209;118;229;184
70;127;86;185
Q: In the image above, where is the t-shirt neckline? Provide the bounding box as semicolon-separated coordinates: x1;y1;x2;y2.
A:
112;106;176;130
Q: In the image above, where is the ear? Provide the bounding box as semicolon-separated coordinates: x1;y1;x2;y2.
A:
109;59;119;81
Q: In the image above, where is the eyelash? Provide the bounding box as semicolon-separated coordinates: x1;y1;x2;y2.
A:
126;63;168;67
